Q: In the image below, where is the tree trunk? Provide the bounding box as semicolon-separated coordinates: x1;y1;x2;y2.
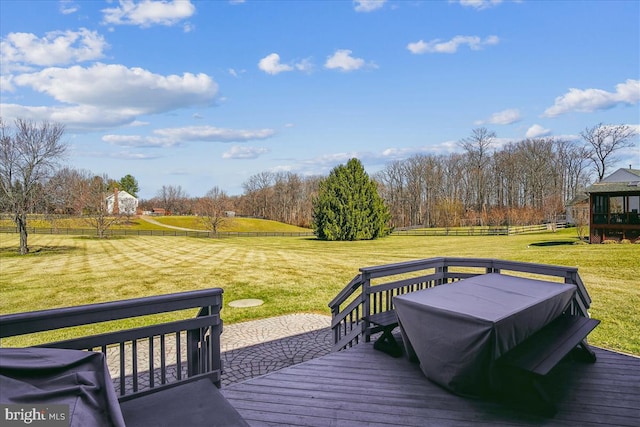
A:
16;213;29;254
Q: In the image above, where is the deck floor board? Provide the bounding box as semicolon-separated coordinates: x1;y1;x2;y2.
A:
222;342;640;426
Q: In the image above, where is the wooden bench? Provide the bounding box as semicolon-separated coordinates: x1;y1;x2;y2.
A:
365;310;402;357
498;314;600;415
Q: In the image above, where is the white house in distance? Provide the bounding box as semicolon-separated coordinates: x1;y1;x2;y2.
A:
106;189;138;215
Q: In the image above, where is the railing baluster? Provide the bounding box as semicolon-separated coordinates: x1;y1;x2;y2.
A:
132;340;138;392
160;334;166;385
176;331;182;380
148;336;154;389
119;342;125;396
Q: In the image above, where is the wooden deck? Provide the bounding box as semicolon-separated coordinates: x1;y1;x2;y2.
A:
222;341;640;426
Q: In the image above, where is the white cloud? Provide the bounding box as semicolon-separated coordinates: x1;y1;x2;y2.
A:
1;28;108;70
13;63;216;112
258;53;294;75
59;0;79;15
223;145;270;159
182;22;195;33
154;125;276;142
111;151;160;160
102;0;196;28
258;53;313;75
103;134;169;147
407;35;499;54
353;0;386;12
103;125;276;148
543;79;640;117
0;75;14;92
304;152;362;168
453;0;503;10
295;57;314;73
228;68;246;77
3;63;217;129
325;49;375;72
526;124;552;138
129;120;149;127
381;141;459;159
475;108;521;125
0;103;142;130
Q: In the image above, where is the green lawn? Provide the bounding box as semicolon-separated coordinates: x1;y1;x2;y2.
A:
0;216;311;232
0;230;638;355
152;216;311;232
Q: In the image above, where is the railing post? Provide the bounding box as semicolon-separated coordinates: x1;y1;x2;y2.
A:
331;305;341;346
207;304;222;388
437;265;448;285
362;271;372;343
564;270;590;318
187;327;200;377
486;260;500;274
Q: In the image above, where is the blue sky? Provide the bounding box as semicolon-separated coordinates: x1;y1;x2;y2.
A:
1;0;639;199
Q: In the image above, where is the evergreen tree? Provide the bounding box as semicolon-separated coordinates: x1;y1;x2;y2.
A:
312;158;391;241
118;174;140;197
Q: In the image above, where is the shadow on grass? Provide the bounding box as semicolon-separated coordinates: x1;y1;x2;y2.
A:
529;241;576;247
0;245;80;256
75;235;128;240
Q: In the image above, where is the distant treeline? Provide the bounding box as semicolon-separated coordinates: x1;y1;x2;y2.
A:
239;138;595;229
4;126;632;231
139;135;593;229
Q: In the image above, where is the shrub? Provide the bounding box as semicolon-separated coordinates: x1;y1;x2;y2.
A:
602;239;618;244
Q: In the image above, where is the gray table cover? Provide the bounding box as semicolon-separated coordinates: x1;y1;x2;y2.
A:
394;273;576;396
0;347;125;427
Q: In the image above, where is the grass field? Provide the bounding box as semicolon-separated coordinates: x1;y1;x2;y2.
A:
149;216;311;232
0;216;312;232
0;229;638;355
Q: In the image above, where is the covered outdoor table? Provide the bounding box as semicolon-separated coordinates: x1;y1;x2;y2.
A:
0;347;125;427
393;273;576;396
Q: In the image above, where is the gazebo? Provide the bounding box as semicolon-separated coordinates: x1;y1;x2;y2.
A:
585;167;640;243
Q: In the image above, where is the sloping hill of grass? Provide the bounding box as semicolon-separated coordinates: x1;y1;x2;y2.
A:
0;215;311;232
152;216;311;232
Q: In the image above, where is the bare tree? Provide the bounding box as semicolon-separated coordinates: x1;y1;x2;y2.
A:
119;196;138;225
242;171;274;218
459;128;496;212
43;167;92;232
554;139;590;204
375;161;408;228
571;202;590;241
156;185;189;215
45;167;92;216
83;174;120;238
0;119;66;254
581;123;636;181
196;186;231;235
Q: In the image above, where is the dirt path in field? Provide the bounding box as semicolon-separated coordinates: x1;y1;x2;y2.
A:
139;215;202;232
